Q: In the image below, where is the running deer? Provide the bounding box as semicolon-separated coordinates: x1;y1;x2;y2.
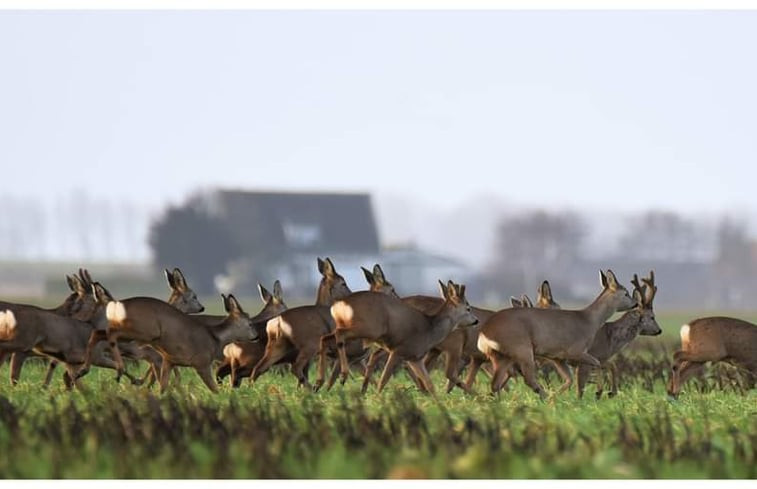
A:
320;280;478;394
0;270;100;386
393;293;493;394
314;265;412;393
83;284;255;393
478;270;637;399
576;272;662;399
249;258;367;389
215;281;288;387
0;287;144;389
667;313;757;399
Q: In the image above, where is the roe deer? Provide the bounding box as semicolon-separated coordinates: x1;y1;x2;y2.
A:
0;270;103;386
0;289;144;389
314;265;407;392
393;292;493;394
100;287;255;393
250;258;365;389
215;281;288;387
322;280;478;394
478;270;637;399
667;312;757;399
575;272;661;398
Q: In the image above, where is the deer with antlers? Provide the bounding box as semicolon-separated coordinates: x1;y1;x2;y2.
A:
478;270;637;399
576;271;662;399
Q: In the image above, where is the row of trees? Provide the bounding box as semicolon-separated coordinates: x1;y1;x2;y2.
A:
0;192;151;262
485;210;755;307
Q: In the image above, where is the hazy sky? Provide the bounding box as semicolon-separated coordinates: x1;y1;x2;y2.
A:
2;10;756;215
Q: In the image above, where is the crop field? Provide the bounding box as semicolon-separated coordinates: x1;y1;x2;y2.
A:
0;309;755;479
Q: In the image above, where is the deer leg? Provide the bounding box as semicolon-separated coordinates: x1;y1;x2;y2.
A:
77;329;106;379
195;364;219;393
315;332;337;391
515;351;546;400
608;363;619;398
545;359;573;395
42;359;59;388
443;349;469;394
9;352;28;386
376;351;401;393
216;359;231;383
575;364;592;399
423;349;441;373
361;348;386;394
406;359;436;396
490;354;512;394
333;330;351;385
251;336;291;384
292;347;316;390
158;359;174;394
464;356;485;391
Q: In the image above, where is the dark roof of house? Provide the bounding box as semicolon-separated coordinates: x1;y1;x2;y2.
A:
203;190;380;257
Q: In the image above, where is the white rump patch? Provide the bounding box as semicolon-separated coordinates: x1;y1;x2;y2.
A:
266;317;281;338
330;301;354;324
278;317;293;337
680;324;690;349
0;310;16;340
477;333;500;355
106;301;127;324
223;342;243;360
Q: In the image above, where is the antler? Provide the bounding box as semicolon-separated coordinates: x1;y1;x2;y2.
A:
630;273;647;307
641;270;657;305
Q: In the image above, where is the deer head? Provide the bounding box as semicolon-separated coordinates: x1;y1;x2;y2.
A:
362;264;400;298
599;269;637;312
438;280;478;330
316;257;352;306
165;267;205;314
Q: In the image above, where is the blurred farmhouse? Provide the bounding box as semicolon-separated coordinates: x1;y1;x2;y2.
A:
149;189;468;299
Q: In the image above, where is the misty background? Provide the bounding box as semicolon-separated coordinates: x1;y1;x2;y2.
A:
2;10;757;308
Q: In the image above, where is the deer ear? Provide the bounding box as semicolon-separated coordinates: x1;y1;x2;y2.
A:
172;268;188;291
540;281;552;300
510;297;522;308
65;275;75;292
70;275;87;295
438;280;448;300
164;269;175;289
258;283;272;304
272;280;283;303
361;267;374;286
605;269;619;290
92;282;112;303
446;280;459;302
522;294;533;308
225;294;243;315
458;284;466;299
599;270;608;288
373;264;386;284
319;257;336;277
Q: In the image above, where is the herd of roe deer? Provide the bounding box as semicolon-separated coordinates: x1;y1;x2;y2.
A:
0;258;755;399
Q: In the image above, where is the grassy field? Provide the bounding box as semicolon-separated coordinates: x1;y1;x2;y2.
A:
0;311;755;479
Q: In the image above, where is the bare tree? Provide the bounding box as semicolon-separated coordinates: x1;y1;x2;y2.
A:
489;210;585;297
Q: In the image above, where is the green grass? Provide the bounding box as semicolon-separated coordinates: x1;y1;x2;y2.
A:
0;311;755;478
